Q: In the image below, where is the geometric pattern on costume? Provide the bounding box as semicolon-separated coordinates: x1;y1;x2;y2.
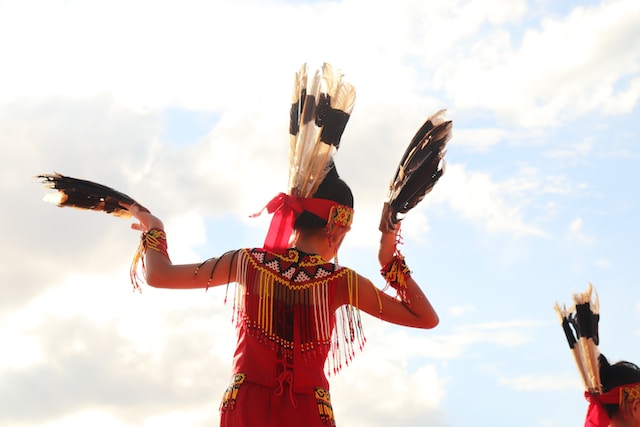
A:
234;248;366;375
250;248;339;285
621;383;640;412
623;383;640;401
219;373;246;412
315;387;336;426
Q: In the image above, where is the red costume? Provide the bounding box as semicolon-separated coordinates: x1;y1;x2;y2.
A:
219;247;365;427
584;383;640;427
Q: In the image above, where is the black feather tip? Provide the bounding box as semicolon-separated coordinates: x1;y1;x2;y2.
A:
380;111;452;233
37;173;148;217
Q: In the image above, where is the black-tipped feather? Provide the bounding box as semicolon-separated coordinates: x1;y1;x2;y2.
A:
554;284;602;393
380;110;451;232
37;173;148;217
288;63;355;198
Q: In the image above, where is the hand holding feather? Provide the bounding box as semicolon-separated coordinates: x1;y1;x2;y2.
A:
37;173;150;219
121;202;164;232
379;110;451;233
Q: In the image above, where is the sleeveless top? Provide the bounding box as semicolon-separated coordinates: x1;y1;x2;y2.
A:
228;248;367;393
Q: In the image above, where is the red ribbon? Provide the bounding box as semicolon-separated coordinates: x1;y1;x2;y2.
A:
250;193;303;251
583;383;640;427
584;392;612;427
252;193;353;251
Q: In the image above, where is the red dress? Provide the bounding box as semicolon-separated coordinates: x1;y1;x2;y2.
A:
219;248;365;427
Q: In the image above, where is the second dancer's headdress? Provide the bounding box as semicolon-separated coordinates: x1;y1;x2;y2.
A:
555;284;640;426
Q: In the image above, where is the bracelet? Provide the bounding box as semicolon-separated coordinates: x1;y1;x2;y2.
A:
380;254;412;305
193;256;222;291
130;228;169;292
143;228;169;258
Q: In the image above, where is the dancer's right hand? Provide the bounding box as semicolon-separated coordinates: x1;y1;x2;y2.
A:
120;202;164;232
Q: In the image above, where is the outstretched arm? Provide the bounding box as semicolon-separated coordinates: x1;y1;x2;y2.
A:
356;273;439;329
126;204;237;289
335;225;439;329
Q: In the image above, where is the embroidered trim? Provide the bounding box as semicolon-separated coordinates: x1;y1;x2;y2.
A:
241;248;352;289
621;384;640;412
144;229;169;257
220;373;246;412
328;204;353;228
380;254;412;305
315;387;336;426
130;228;170;292
233;248;366;374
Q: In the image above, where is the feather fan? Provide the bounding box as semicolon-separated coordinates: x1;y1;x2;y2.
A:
288;62;355;197
554;283;602;394
37;172;148;217
380;109;451;233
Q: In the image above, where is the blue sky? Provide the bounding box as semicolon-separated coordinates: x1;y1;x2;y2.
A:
1;0;639;426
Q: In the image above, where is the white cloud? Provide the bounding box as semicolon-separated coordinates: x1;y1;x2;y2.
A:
449;304;475;316
499;373;581;392
2;0;637;129
544;141;594;160
434;163;548;236
569;217;594;244
595;258;612;269
453;127;509;152
439;0;640;127
36;410;132;427
332;354;445;419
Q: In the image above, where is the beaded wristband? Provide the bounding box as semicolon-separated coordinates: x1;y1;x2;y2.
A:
144;228;169;258
130;228;169;292
380;254;412;305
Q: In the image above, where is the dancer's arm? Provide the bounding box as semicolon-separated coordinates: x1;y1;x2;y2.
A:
334;226;439;329
127;204;237;289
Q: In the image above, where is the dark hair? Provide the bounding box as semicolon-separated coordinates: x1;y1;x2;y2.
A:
293;164;354;231
600;354;640;418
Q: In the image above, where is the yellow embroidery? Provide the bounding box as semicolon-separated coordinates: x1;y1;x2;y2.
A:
622;384;640;411
220;373;246;412
315;387;335;426
144;229;167;254
234;249;367;374
328;204;353;227
241;248;353;290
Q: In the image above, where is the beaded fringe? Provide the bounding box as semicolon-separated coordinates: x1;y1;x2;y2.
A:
233;249;366;375
130;228;169;292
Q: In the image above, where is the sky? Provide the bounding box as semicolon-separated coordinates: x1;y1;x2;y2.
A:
1;0;639;426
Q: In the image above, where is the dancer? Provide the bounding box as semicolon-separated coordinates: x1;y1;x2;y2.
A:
596;355;640;427
555;285;640;427
39;62;450;426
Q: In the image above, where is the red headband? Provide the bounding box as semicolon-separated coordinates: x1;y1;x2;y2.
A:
584;382;640;427
252;192;354;251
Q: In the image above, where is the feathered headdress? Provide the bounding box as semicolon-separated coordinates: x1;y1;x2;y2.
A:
555;284;608;427
37;173;148;216
288;62;355;197
379;109;451;233
256;62;356;251
555;283;601;393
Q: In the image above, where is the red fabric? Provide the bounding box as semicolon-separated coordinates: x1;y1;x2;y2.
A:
584;383;640;427
252;193;352;251
220;380;330;427
584;392;612;427
220;325;335;426
219;248;348;426
230;313;331;393
258;193;303;251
